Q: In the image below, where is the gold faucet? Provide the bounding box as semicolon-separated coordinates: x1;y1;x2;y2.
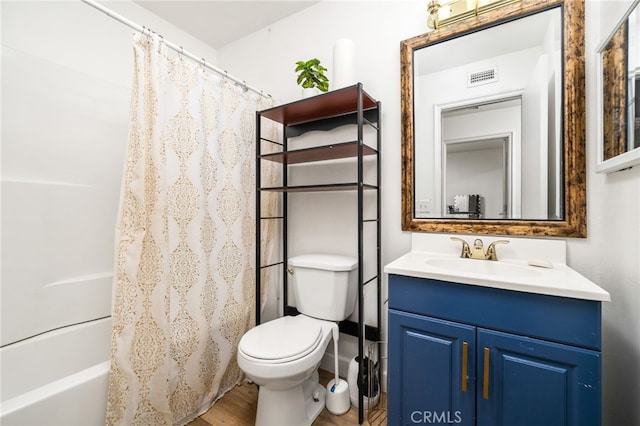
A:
450;237;509;261
484;240;509;260
450;237;472;258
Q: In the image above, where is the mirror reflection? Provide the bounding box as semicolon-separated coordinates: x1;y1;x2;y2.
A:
599;0;640;167
414;7;562;220
442;97;519;220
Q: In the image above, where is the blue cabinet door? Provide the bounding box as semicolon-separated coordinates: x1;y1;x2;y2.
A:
477;328;601;426
389;309;476;426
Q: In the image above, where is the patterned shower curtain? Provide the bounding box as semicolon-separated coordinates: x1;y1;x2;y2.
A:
106;33;275;425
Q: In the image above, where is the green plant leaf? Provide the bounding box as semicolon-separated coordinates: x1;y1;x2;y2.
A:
294;58;329;91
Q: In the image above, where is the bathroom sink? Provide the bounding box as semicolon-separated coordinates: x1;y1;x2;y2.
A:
384;235;611;301
424;257;542;279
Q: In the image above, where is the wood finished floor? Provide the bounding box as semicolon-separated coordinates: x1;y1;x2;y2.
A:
187;369;386;426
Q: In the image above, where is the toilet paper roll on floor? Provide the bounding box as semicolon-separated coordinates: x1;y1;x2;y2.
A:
333;38;356;89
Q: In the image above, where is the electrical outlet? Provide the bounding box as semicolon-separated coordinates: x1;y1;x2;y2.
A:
417;199;431;213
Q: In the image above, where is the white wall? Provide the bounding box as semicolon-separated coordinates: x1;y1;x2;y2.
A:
218;1;640;424
446;146;504;217
582;1;640;424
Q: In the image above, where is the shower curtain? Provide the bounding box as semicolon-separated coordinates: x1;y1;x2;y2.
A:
106;33;276;426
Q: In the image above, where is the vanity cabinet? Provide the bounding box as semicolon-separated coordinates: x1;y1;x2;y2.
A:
388;274;602;426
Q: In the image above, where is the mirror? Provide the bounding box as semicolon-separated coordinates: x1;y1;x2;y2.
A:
415;9;562;221
597;0;640;173
401;0;586;237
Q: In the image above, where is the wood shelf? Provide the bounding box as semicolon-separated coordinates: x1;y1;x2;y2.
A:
259;84;378;126
260;141;378;164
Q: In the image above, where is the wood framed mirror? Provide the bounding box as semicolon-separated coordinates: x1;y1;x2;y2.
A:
401;0;586;237
596;0;640;173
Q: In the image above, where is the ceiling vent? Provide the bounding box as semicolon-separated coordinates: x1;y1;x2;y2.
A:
468;67;498;87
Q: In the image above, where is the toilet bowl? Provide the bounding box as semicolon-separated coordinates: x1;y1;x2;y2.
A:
238;315;338;425
237;253;358;426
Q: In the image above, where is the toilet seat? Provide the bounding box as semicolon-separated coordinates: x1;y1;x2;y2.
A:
239;316;323;364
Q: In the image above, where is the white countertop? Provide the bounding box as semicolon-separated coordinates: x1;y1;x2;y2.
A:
384;234;611;302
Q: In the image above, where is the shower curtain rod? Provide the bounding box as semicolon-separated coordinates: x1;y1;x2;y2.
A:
81;0;271;98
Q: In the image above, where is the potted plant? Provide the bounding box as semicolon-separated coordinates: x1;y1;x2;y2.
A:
295;58;329;97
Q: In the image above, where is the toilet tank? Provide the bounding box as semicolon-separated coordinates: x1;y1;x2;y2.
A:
288;254;358;321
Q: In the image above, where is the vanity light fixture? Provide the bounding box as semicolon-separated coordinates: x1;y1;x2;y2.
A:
427;0;521;29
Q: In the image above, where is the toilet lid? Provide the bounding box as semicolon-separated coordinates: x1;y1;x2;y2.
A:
240;316;323;362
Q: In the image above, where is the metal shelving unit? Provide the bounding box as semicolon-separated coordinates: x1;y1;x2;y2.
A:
255;83;382;424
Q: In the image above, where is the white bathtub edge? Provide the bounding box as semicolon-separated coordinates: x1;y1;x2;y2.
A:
0;361;110;420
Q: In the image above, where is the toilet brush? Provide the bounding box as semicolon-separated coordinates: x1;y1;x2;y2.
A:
325;325;350;415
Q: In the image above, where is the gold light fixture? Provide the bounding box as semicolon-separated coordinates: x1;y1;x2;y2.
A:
427;0;521;29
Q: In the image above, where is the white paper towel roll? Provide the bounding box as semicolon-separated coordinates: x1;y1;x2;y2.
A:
333;38;356;89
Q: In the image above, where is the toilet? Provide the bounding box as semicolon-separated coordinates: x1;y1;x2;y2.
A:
237;253;358;426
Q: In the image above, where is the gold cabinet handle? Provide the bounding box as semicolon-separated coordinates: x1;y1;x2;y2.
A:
483;347;490;399
461;341;468;392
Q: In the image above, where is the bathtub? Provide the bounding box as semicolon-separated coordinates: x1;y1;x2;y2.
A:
0;317;112;426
